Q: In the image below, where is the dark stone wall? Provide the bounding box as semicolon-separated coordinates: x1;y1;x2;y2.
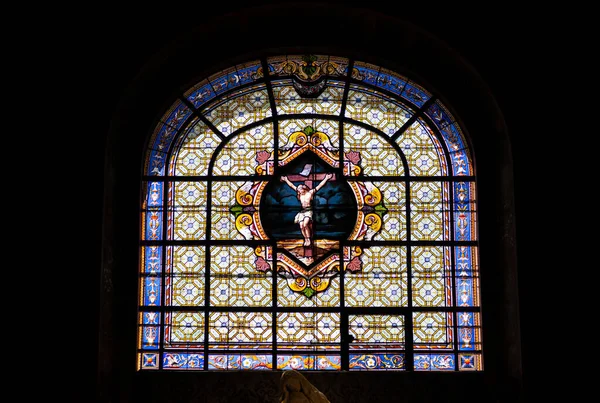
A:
133;371;494;403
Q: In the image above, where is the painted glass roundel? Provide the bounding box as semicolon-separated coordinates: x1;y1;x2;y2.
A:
138;55;482;372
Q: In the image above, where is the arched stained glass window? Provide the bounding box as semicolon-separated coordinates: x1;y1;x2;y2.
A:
138;55;481;372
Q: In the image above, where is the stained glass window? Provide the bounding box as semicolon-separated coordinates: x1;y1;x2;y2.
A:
139;55;481;371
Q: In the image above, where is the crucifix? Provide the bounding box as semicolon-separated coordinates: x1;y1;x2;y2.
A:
284;164;337;189
280;164;337;256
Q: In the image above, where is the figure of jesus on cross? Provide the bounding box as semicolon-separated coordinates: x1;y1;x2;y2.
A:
280;166;335;248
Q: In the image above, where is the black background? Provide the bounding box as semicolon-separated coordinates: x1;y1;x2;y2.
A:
44;2;560;400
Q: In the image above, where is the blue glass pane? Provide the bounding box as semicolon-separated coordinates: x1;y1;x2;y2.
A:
185;62;262;110
186;82;215;109
141;353;158;369
401;82;430;107
146;103;193;175
209;69;238;95
277;355;341;370
458;327;475;351
142;311;161;325
236;63;262;85
349;354;405;370
141;326;159;350
145;182;163;207
457;312;481;351
414;354;455;371
453;182;476;241
144;208;162;241
373;70;407;96
143;246;162;274
425;102;453;131
459;353;482;370
208;355;272;370
449;149;471;176
147;149;167;176
447;124;467;150
455;246;478;307
424;102;473;175
458;311;473;327
142;276;161;306
164;102;192;130
162;353;204;369
353;64;380;85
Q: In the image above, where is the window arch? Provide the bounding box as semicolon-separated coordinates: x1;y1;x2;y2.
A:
138;55;482;372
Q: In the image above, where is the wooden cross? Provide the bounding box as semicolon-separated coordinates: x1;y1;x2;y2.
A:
286;164;336;188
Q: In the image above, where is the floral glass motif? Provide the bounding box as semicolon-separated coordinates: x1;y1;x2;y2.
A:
139;55;481;371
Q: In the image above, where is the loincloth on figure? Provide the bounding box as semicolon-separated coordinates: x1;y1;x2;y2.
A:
294;208;313;224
